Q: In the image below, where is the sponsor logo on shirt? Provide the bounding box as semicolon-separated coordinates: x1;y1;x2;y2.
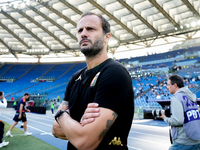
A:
90;72;100;87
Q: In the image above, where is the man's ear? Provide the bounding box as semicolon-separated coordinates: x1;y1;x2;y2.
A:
174;83;178;88
104;33;111;43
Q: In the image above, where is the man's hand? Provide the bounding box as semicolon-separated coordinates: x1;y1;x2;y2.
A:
160;110;166;120
18;114;22;119
52;101;69;140
26;109;31;113
80;103;100;126
52;120;68;140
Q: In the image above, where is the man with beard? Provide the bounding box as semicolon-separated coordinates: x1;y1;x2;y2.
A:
6;93;32;137
52;12;134;150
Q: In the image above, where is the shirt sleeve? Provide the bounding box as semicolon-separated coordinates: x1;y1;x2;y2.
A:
94;65;133;114
63;69;84;102
63;78;73;102
164;96;184;126
22;99;26;106
0;98;7;108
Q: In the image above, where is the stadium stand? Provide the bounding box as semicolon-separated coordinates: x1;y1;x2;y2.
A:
0;47;200;111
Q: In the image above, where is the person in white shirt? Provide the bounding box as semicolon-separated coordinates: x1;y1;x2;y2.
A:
0;91;9;148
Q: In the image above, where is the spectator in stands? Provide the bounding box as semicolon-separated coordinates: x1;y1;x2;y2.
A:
163;80;167;87
156;93;161;100
145;94;148;103
52;12;134;150
0;91;9;148
43;101;46;107
6;93;32;137
164;87;168;92
136;89;140;96
160;92;164;100
160;75;200;149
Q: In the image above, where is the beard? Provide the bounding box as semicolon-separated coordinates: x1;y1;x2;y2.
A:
79;35;104;58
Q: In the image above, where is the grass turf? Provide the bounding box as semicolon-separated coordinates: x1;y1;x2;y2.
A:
2;122;59;150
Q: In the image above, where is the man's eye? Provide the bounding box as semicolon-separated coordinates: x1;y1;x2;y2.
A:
78;29;83;33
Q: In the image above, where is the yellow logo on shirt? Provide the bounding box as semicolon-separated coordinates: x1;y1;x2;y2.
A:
109;137;123;146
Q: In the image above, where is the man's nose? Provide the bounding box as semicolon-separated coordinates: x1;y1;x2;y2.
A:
80;28;88;38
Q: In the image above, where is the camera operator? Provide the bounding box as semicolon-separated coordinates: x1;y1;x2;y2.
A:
160;75;200;150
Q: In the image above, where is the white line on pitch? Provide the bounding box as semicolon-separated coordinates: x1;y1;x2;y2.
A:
131;124;169;132
129;131;168;139
128;137;169;146
128;145;143;150
2;112;54;122
1;115;51;135
26;114;54;122
2;112;54;125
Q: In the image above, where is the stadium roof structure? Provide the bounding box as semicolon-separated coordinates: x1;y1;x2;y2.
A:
0;0;200;63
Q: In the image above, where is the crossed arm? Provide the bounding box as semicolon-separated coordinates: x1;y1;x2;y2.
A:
52;101;99;139
52;101;118;150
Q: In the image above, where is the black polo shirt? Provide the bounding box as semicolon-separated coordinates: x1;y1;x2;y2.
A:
64;58;134;150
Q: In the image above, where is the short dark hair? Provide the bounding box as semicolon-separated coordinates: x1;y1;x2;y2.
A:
168;74;184;88
80;12;110;34
24;93;29;96
0;91;3;96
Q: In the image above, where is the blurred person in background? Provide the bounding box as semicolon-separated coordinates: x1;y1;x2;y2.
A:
51;100;54;115
6;93;32;137
0;91;9;148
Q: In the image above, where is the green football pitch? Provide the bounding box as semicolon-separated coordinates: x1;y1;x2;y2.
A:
2;122;59;150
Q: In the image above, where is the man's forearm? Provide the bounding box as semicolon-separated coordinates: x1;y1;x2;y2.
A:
58;112;94;149
57;101;69;112
165;97;184;126
19;104;23;115
52;101;69;140
57;108;116;150
52;120;68;140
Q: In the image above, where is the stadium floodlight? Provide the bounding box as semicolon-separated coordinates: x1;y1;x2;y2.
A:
26;0;30;5
44;49;49;52
175;27;178;30
21;2;26;8
0;49;9;54
26;48;49;55
180;25;183;29
197;20;200;26
13;3;18;9
186;24;190;28
191;21;197;27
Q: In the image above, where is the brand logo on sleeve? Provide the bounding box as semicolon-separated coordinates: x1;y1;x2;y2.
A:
75;75;81;81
